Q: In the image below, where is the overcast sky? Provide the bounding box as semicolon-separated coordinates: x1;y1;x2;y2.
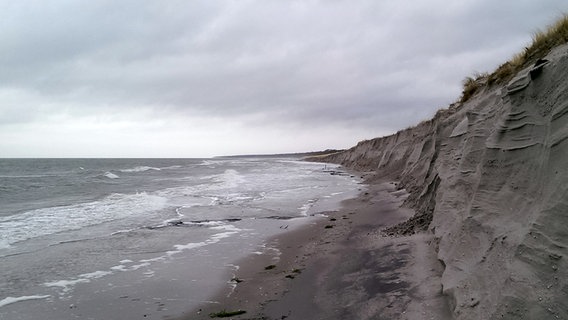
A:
1;1;567;158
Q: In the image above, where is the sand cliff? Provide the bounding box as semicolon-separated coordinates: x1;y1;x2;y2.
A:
314;43;568;319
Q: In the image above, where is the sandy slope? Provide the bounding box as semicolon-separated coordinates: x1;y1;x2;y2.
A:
319;44;568;319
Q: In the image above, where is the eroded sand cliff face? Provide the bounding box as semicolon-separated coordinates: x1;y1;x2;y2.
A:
317;44;568;319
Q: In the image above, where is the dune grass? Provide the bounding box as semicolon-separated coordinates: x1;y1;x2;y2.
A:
460;14;568;102
460;72;488;103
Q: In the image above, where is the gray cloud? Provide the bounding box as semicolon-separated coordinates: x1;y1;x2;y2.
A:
1;0;568;157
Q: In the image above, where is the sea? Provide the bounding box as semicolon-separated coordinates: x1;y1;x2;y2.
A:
0;157;361;319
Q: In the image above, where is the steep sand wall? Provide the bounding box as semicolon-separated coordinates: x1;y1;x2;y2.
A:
316;44;568;319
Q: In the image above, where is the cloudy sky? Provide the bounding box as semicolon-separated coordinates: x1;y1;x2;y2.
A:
1;0;567;158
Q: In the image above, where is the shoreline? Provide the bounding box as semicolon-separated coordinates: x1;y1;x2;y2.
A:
0;160;362;320
180;177;452;320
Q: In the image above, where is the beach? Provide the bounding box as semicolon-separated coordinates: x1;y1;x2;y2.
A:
185;177;451;320
0;158;362;320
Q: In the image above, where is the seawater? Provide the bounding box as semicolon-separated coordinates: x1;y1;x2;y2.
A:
0;157;361;319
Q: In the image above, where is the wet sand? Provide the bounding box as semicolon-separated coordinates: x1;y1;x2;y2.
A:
180;179;452;320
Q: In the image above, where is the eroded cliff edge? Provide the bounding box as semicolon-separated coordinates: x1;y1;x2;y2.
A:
312;43;568;319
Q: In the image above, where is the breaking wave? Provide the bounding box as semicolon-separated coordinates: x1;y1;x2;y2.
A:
0;192;168;246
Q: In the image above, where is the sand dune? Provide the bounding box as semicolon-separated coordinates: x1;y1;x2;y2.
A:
319;43;568;319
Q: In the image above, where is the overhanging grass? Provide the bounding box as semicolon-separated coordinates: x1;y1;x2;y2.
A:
460;14;568;102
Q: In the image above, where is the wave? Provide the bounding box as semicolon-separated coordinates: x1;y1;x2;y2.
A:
166;224;240;256
44;270;113;293
0;295;51;308
198;160;224;167
39;223;241;296
160;165;182;170
0;192;168;246
103;171;120;179
119;166;161;173
118;165;183;174
212;169;246;189
0;174;56;178
299;199;318;216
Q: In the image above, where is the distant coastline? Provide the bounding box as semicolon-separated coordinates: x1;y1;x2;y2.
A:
214;149;344;159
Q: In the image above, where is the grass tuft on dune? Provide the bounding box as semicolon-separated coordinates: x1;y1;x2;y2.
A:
460;14;568;102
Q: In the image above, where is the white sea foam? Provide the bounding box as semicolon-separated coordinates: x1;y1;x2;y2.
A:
211;169;246;189
110;265;128;271
80;270;112;279
43;263;149;295
171;242;208;252
129;262;151;270
150;170;250;209
121;224;240;275
0;295;51;308
186;220;225;227
225;193;254;202
139;256;166;263
299;199;318;216
160;165;182;170
110;228;137;236
198;160;223;167
167;224;241;256
44;279;90;292
43;270;112;291
0;192;168;246
104;171;120;179
119;166;161;173
209;224;241;232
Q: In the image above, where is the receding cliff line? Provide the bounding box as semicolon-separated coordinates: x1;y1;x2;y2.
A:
312;40;568;320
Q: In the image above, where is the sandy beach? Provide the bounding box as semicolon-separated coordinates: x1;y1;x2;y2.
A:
181;177;452;320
